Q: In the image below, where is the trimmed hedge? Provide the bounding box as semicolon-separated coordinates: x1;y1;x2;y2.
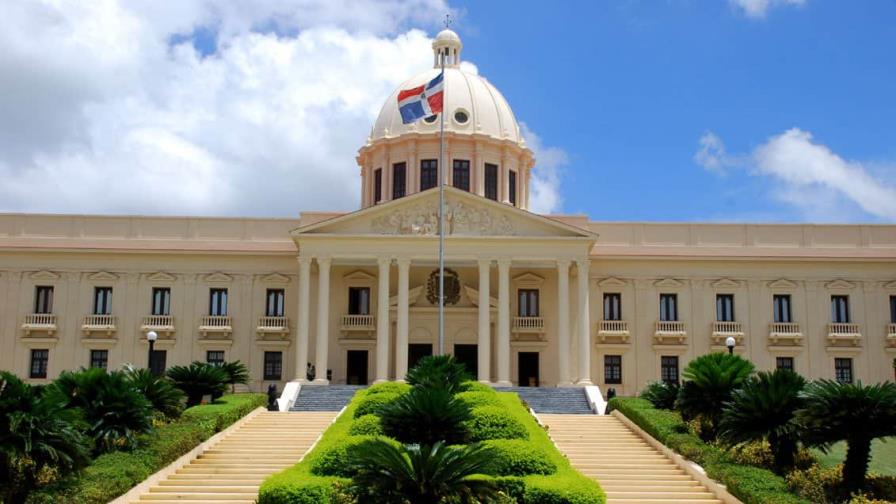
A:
481;439;556;476
27;393;266;504
457;390;503;409
609;396;809;504
466;405;529;441
347;413;383;436
352;391;399;418
363;381;411;396
458;381;498;394
259;384;605;504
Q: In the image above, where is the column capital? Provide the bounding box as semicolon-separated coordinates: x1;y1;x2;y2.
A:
396;257;412;268
477;257;493;267
497;257;512;268
377;257;392;268
556;258;572;270
575;257;591;269
296;256;312;267
316;256;332;268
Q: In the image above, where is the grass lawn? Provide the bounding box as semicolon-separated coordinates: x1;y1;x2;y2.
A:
813;437;896;475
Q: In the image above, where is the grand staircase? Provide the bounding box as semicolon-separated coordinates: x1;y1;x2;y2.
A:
497;386;594;414
128;411;335;504
289;384;365;411
540;414;724;504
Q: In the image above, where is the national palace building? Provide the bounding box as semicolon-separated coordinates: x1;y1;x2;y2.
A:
2;30;895;397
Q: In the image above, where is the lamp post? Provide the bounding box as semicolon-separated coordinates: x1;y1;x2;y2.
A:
725;336;736;355
147;330;158;374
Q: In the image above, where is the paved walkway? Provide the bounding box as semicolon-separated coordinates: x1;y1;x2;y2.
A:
539;414;724;504
129;411;336;504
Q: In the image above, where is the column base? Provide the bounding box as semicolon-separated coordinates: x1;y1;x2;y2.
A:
311;378;329;385
494;380;513;387
478;379;493;385
373;378;390;384
556;381;575;387
575;379;594;386
293;378;311;384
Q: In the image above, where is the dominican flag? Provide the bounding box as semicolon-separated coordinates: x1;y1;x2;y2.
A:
397;72;444;124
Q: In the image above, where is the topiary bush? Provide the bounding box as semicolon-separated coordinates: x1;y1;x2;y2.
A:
348;414;383;436
311;435;385;477
379;387;471;445
352;392;399;418
456;390;502;409
458;381;497;394
363;382;411;396
481;439;556;476
640;380;679;410
466;405;528;441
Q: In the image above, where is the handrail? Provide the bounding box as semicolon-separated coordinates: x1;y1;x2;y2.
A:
83;314;116;326
598;320;628;333
23;313;57;325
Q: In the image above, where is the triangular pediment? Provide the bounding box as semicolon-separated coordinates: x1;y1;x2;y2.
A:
597;277;627;288
825;279;855;290
30;270;60;280
513;272;545;287
768;278;798;290
464;285;497;308
711;278;741;289
146;271;177;282
205;272;233;283
260;273;291;284
344;270;376;282
87;271;118;281
293;187;594;239
390;286;425;307
654;278;684;288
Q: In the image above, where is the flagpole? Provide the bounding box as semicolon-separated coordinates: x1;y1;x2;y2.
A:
437;49;446;356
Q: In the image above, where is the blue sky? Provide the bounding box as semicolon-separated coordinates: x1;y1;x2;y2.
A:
449;1;896;222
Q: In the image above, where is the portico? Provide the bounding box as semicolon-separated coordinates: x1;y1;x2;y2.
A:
289;186;596;387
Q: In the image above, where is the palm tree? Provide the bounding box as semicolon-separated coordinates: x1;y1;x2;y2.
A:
640;381;679;410
123;366;185;418
719;369;806;473
405;355;472;394
796;380;896;494
380;387;472;445
166;362;229;407
219;361;249;394
1;371;90;503
45;368;153;453
675;353;755;441
348;439;500;504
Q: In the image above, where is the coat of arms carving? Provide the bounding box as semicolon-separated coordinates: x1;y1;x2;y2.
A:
425;268;461;306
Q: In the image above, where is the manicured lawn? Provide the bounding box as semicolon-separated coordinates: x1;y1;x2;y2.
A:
813;437;896;476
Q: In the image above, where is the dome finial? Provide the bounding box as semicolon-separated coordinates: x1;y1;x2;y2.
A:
432;15;461;68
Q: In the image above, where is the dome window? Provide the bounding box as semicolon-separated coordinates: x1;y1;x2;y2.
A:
453;109;469;125
423;114;439;124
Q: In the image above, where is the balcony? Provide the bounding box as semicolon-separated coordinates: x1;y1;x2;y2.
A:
341;314;375;336
711;321;744;346
21;314;58;336
597;320;630;344
81;314;117;336
888;323;896;348
141;315;175;337
257;316;289;337
512;317;545;342
827;323;862;347
198;315;233;337
769;322;803;346
654;321;687;345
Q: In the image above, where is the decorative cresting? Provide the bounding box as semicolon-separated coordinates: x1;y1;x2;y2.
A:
371;199;515;236
426;268;461;305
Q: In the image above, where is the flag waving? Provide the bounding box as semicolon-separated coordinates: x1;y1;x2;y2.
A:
397;72;444;124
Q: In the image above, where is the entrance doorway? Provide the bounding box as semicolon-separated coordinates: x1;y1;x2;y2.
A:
518;352;539;387
408;344;433;371
346;350;368;385
453;344;478;378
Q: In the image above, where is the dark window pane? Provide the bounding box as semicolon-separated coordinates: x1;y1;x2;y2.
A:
209;288;228;316
660;294;678;321
264;351;283;380
661;356;679;384
603;293;621;321
776;357;794;371
484;163;498;200
150;350;167;376
509;170;517;206
420;159;438;191
266;289;285;317
90;350;108;370
94;287;113;315
348;287;370;315
30;349;49;379
207;351;225;366
716;294;734;322
518;289;539;317
152;288;171;316
452;160;470;191
392;162;406;199
835;358;853;384
890;296;896;324
374;168;382;203
34;286;54;314
773;295;792;323
831;295;849;323
604;355;622;384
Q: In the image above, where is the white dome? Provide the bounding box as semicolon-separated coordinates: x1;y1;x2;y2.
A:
369;31;525;147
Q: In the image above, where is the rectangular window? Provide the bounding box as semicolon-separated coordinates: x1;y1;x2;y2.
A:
207;350;225;366
776;357;794;371
34;286;54;314
266;289;285;317
659;294;678;321
209;288;228;316
264;351;283;380
93;287;113;315
150;350;167;376
604;355;622;384
716;294;734;322
373;168;383;204
392;162;406;199
831;295;850;323
603;293;621;321
773;294;792;323
152;287;171;316
30;349;49;379
835;358;853;384
348;287;371;315
661;356;679;384
90;350;108;370
509;170;517;206
452;159;470;191
484;163;498;201
890;295;896;324
420;159;438;191
518;289;539;317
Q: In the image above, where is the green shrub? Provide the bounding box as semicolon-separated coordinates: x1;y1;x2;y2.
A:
352;392;399;418
347;414;382;436
219;361;250;395
466;405;528;441
405;355;471;393
640;381;679;409
364;382;410;396
181;393;268;432
312;435;383;477
456;390;502;408
458;381;497;394
481;439;556;476
379;387;472;445
522;475;606;504
676;353;755;441
123;367;185;419
167;362;229;407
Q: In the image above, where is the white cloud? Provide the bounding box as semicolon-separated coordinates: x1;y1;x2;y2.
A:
0;0;462;216
730;0;806;18
520;122;567;214
694;128;896;222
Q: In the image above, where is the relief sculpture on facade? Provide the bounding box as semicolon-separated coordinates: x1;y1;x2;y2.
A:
371;199;515;236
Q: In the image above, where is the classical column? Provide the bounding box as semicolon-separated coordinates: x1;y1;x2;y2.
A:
576;259;593;385
313;257;331;384
477;258;491;383
496;258;512;386
556;259;572;386
295;256;312;381
395;258;411;381
375;258;391;382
